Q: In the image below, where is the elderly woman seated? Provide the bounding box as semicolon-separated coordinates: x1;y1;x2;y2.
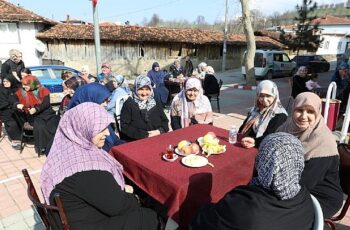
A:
239;80;287;148
105;75;131;116
120;75;169;141
41;102;159;230
191;133;314;230
278;92;343;218
170;77;213;130
59;76;86;116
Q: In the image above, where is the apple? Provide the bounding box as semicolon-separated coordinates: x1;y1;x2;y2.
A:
182;145;192;156
190;143;200;154
178;140;190;150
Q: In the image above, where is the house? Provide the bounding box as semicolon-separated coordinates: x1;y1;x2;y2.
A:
36;23;284;76
0;0;55;67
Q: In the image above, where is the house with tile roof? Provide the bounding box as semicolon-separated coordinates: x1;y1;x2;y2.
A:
36;23;284;76
0;0;56;67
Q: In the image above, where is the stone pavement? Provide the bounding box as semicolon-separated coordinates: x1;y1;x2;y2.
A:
0;68;349;229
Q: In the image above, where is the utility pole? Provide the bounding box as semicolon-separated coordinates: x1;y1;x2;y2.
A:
92;0;101;76
222;0;228;71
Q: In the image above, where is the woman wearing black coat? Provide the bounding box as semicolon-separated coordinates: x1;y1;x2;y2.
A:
120;75;169;141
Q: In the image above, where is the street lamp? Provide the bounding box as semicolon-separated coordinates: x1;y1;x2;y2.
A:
91;0;101;76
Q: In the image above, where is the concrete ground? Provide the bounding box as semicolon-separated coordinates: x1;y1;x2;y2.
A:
0;68;349;229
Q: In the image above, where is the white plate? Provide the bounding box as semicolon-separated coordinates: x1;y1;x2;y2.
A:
175;147;199;156
162;154;178;162
181;155;209;168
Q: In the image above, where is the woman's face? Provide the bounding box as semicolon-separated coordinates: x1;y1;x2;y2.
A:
293;105;317;129
299;68;308;77
3;79;11;88
137;86;151;101
21;72;29;78
257;93;275;108
186;88;199;101
112;80;119;89
23;85;31;91
92;127;110;148
154;66;160;72
81;69;88;76
67;88;75;96
338;67;349;78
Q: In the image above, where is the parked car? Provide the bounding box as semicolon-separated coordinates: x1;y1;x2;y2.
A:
242;49;297;79
28;65;80;103
291;54;330;73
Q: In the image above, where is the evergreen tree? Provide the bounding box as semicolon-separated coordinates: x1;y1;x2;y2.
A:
280;0;323;56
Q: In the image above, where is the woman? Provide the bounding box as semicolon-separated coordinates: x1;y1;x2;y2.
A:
170;77;213;130
20;68;32;78
59;76;85;116
191;133;314;230
80;65;97;83
292;66;310;98
278;92;343;218
147;62;169;106
331;62;350;90
203;66;220;99
106;75;131;116
14;75;59;154
120;75;169;141
239;80;287;148
41;102;159;230
0;75;22;149
68;83;124;152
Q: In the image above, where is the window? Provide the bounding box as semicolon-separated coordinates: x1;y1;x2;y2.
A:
52;69;77;79
0;23;20;44
30;69;52;80
282;54;290;62
254;53;264;67
273;53;283;62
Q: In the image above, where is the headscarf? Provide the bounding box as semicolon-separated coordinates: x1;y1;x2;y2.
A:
16;75;50;108
338;62;350;70
1;75;17;92
206;66;215;74
251;132;305;200
171;77;212;127
277;92;338;160
68;83;111;109
41;102;125;203
240;80;287;138
147;62;165;86
64;76;85;91
132;75;156;111
295;66;308;77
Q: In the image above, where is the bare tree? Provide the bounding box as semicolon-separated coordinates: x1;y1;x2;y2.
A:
196;15;206;25
148;14;161;27
240;0;256;85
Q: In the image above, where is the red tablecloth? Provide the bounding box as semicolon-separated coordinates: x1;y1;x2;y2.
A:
111;124;257;229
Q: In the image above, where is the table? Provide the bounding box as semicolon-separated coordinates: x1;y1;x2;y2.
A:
111;124;257;229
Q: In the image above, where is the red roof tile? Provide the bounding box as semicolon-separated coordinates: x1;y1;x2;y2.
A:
311;15;350;25
36;24;284;48
0;0;56;24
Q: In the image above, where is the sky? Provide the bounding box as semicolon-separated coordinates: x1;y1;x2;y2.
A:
8;0;347;25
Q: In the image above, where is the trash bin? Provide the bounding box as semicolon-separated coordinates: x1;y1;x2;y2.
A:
321;99;341;131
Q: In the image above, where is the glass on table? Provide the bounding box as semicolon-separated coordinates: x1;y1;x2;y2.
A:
165;144;174;159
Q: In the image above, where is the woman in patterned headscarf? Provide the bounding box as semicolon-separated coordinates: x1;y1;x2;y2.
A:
14;75;59;154
278;92;343;218
170;77;213;130
41;102;159;230
120;75;169;141
239;80;287;148
191;132;314;230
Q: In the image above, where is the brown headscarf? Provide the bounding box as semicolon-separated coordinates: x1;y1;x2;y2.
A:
277;92;338;160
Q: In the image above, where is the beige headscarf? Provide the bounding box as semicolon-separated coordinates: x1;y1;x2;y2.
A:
277;92;338;160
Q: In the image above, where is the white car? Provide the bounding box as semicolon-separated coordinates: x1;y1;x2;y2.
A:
242;50;297;79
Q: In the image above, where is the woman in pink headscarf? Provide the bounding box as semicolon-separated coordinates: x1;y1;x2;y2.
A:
41;102;158;230
170;77;213;130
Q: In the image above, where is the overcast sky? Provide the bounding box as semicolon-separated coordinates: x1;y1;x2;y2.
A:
8;0;347;25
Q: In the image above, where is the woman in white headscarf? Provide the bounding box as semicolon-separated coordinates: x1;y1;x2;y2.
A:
239;80;287;148
170;77;213;130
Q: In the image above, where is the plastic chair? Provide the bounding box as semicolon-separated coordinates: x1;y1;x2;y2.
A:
22;169;70;230
325;143;350;229
114;94;130;136
207;79;223;113
311;194;324;230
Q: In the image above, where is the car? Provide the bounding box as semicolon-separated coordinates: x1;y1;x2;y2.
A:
28;65;81;103
291;54;330;73
242;49;297;79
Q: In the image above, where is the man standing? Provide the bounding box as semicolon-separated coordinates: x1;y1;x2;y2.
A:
184;56;194;77
97;63;113;84
1;49;25;87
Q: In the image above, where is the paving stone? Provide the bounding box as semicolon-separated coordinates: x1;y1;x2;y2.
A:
5;221;28;230
1;213;25;227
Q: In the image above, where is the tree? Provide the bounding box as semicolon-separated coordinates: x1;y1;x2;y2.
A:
279;0;323;56
148;14;161;27
196;16;206;25
240;0;256;85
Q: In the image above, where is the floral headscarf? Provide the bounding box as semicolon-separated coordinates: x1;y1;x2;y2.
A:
133;75;156;111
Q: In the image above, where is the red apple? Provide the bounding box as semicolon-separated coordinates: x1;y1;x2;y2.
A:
182;145;192;156
190;143;200;154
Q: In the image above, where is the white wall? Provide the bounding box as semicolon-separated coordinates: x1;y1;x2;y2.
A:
0;22;45;67
316;24;350;56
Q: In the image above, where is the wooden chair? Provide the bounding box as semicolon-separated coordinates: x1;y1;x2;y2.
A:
207;79;223;113
325;143;350;229
22;169;70;230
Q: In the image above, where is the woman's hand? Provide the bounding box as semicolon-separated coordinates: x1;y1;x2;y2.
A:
148;130;160;137
241;137;255;148
17;104;24;110
29;108;37;115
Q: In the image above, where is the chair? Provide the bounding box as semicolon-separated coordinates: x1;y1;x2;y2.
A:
207;79;223;113
22;169;70;230
325;143;350;230
114;94;130;136
311;194;324;230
